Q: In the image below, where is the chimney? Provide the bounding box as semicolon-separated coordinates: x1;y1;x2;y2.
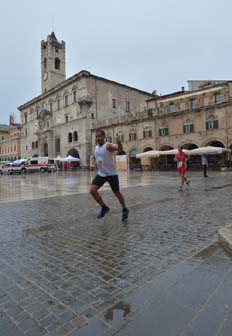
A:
181;86;185;92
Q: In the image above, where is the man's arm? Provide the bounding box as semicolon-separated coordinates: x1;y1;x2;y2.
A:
106;136;124;153
106;143;118;152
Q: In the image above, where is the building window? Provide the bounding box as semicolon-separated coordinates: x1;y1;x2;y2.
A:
206;120;219;130
106;136;113;143
204;97;209;106
57;99;60;110
32;142;35;150
73;91;77;103
183;124;194;134
190;98;197;109
50;103;53;112
73;131;78;142
47;121;49;129
55;57;61;70
125;100;130;112
159;128;169;136
26;145;28;151
169;102;175;113
65;115;69;123
143;130;152;138
55;138;61;153
118;134;124;142
68;133;72;143
214;92;221;103
25;129;27;136
129;132;137;141
35;141;38;149
65;95;69;107
24;112;28;124
44;58;47;69
112;99;116;109
180;102;185;110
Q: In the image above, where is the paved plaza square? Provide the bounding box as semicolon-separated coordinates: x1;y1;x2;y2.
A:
0;171;232;335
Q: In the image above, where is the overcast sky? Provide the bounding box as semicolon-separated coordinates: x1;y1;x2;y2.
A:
0;0;231;124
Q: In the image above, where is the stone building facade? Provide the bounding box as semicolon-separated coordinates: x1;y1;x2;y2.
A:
0;124;21;162
91;80;232;169
0;124;10;142
18;33;153;165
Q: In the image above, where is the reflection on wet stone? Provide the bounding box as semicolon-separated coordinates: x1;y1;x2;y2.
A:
105;302;131;321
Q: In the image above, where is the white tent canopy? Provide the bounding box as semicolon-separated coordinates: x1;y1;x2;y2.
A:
136;148;189;158
159;149;189;155
189;146;231;155
136;146;230;159
136;150;160;159
60;155;80;162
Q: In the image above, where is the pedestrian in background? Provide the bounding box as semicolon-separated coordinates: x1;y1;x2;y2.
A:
202;154;208;177
174;146;190;191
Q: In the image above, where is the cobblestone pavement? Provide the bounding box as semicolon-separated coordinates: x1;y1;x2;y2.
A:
0;171;232;335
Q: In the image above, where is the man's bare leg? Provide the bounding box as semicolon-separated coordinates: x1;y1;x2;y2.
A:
90;185;104;207
113;190;126;209
90;185;110;218
113;190;129;221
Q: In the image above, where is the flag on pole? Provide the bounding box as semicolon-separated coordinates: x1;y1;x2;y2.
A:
9;113;15;126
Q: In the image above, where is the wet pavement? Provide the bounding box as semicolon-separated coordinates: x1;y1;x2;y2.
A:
0;171;232;335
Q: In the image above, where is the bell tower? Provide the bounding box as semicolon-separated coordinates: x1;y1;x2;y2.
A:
41;32;66;94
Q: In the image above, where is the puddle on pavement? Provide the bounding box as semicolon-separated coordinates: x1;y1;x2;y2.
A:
194;242;220;259
104;301;130;322
129;198;175;209
206;183;232;191
24;225;53;235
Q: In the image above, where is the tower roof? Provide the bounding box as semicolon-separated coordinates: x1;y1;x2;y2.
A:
50;32;58;41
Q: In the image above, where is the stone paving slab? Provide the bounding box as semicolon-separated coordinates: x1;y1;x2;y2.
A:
0;172;232;335
218;225;232;255
108;244;232;336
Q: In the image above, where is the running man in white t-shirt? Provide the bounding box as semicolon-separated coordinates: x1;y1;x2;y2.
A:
90;129;129;221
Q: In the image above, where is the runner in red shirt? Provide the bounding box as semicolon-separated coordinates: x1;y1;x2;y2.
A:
174;146;190;191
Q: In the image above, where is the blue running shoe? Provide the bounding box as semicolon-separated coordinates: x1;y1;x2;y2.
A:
97;205;110;219
122;208;129;222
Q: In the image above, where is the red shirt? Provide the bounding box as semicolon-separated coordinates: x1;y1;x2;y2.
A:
175;152;188;168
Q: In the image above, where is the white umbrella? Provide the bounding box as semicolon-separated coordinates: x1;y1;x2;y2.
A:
189;146;231;155
60;155;80;162
159;149;190;155
136;150;160;159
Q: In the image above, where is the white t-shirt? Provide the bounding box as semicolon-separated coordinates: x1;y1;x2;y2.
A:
202;157;208;165
95;143;117;177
